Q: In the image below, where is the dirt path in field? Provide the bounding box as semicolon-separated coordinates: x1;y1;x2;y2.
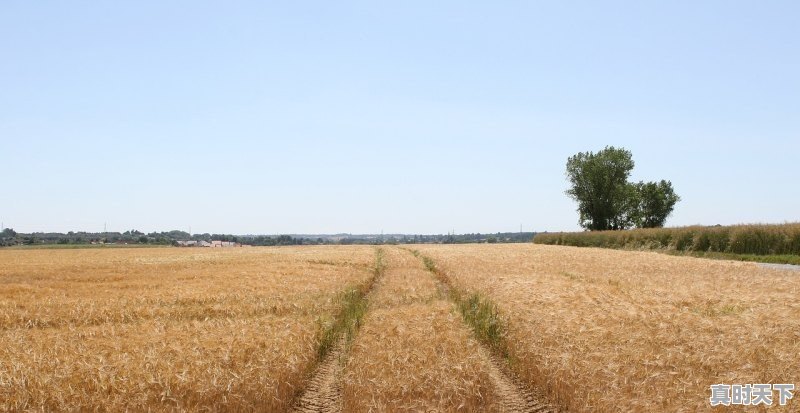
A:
405;248;561;413
292;338;345;413
758;262;800;272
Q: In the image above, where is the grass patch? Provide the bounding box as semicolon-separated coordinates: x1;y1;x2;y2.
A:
665;251;800;266
373;248;387;277
411;250;512;360
422;256;436;273
316;287;370;358
308;259;338;266
455;292;509;358
315;248;385;360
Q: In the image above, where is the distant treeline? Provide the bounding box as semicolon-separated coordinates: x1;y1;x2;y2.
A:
0;229;317;247
339;232;536;245
533;223;800;256
0;228;536;247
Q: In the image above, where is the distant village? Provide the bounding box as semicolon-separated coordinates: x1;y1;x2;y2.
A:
176;240;242;248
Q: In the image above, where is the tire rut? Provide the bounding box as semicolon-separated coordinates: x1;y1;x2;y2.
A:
407;248;562;413
291;338;345;413
294;248;561;412
483;349;559;413
291;249;385;413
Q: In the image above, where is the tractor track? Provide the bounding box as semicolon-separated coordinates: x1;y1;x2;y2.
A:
484;349;559;413
293;247;561;413
291;249;385;413
409;248;561;413
291;338;345;413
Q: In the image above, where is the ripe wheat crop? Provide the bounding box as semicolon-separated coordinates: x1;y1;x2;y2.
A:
0;246;375;412
415;243;800;412
341;247;500;412
4;243;797;412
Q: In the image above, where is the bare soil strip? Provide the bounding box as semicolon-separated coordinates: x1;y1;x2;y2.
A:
292;338;345;413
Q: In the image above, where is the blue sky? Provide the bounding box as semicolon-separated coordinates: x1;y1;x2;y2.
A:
2;1;798;234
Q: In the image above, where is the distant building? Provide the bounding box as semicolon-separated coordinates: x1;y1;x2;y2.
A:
176;240;239;247
211;240;238;247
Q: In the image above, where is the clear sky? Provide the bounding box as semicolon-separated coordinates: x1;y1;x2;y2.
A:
2;1;798;235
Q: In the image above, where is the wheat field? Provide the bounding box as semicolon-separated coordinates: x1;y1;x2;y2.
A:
341;247;500;412
0;246;375;411
416;243;800;412
1;244;798;412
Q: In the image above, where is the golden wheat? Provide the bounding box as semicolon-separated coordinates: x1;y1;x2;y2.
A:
5;243;797;411
415;243;800;412
341;247;500;412
0;246;375;412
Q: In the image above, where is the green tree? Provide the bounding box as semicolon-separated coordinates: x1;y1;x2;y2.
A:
565;146;679;230
631;180;681;228
565;146;636;230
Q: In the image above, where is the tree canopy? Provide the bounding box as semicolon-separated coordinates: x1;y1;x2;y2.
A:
565;146;680;231
630;180;681;228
